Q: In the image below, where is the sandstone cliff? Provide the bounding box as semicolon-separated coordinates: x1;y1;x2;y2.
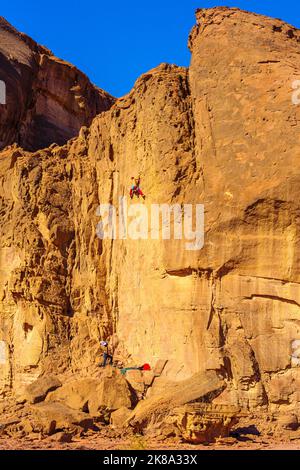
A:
1;7;300;441
0;17;114;151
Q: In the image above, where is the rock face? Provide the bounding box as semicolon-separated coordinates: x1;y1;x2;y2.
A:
0;6;300;435
0;17;114;151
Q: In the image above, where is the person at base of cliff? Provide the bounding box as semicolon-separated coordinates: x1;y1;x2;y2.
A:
100;340;113;367
130;176;146;200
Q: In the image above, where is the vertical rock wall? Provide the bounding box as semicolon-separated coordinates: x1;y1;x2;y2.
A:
0;8;300;417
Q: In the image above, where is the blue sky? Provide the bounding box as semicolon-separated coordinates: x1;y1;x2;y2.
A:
2;1;300;97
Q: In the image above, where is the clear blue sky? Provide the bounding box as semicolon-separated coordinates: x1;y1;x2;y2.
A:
2;1;300;97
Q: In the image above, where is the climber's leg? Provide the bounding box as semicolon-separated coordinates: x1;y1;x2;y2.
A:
102;352;108;367
138;188;145;199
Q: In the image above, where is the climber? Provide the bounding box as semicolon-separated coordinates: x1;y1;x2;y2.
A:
100;340;113;367
130;176;145;200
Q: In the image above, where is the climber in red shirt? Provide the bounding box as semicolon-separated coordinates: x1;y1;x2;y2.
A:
130;176;146;200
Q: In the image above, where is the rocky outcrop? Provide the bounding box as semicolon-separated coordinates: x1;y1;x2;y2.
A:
127;370;225;431
0;6;300;443
28;401;95;435
18;374;61;404
149;403;241;444
0;17;114;151
46;370;137;414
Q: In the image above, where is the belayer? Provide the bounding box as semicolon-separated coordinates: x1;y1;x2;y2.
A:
130;176;145;200
99;340;113;367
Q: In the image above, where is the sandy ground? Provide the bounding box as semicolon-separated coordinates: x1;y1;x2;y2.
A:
0;435;300;450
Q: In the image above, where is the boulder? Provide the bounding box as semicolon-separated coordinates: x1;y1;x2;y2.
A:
277;414;299;431
143;371;155;387
153;360;168;377
19;375;62;404
164;403;240;443
128;370;225;430
29;402;94;435
46;373;136;415
110;407;132;428
88;373;135;414
125;370;145;395
50;431;73;443
46;378;100;411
